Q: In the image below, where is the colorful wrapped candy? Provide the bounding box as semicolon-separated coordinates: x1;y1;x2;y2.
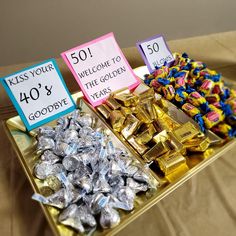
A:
182;103;205;132
190;61;206;70
187;92;210;113
226;114;236;126
175;88;188;105
205;94;220;104
202;106;225;129
168;66;180;77
162;85;175;100
149;79;162;93
153;65;169;78
157;77;171;86
200;68;217;78
212;81;224;94
189;67;201;78
230;89;236;98
144;52;236;137
199;79;215;95
182;103;200;117
211;123;236;138
174;71;188;89
186;77;196;87
226;97;236;115
144;74;154;86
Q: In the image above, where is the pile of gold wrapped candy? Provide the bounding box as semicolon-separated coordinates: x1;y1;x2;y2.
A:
96;85;213;181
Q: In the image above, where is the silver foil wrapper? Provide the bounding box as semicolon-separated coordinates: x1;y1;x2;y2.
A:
58;204;85;233
78;205;97;228
40;150;60;164
126;178;148;193
100;206;120;229
34;162;65;180
32;109;156;233
37;136;55;152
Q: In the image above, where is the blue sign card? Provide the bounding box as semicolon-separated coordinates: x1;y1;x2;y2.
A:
1;59;76;130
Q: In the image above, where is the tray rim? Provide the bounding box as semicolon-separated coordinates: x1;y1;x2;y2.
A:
3;120;61;236
3;93;236;236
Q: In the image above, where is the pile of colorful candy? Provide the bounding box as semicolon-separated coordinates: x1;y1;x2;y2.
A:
144;53;236;138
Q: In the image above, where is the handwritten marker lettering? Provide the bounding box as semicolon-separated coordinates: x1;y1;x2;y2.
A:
1;59;75;130
137;34;174;72
61;33;140;107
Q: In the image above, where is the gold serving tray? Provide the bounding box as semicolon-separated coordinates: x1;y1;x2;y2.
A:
3;72;236;235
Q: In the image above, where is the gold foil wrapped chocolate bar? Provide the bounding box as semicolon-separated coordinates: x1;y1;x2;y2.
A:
97;84;212;180
156;152;187;175
31;109;157;234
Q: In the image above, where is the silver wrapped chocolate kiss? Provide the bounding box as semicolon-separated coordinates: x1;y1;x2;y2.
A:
32;109;157;233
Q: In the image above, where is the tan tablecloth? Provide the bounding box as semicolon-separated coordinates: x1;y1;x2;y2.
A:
0;31;236;236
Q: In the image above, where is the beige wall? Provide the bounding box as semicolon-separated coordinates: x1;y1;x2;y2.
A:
1;0;235;66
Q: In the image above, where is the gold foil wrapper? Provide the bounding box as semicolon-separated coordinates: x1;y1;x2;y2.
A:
161;114;180;131
152;114;179;133
165;163;189;183
202;148;214;157
173;122;199;143
143;142;169;162
139;88;155;100
140;98;157;120
109;110;126;132
157;152;187;175
135;130;153;145
152;120;165;133
168;133;184;152
40;186;54;197
153;131;184;154
131;106;138;114
111;87;130;97
97;104;112;119
153;130;168;143
155;97;168;111
189;148;214;159
105;96;121;110
135;124;157;145
114;93;139;107
185;137;211;152
197;132;205;138
121;114;142;139
186;148;215;168
120;106;133;117
153;104;165;118
97;84;211;181
135;105;153;124
127;136;148;155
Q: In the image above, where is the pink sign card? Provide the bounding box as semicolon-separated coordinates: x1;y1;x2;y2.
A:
61;33;140;107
